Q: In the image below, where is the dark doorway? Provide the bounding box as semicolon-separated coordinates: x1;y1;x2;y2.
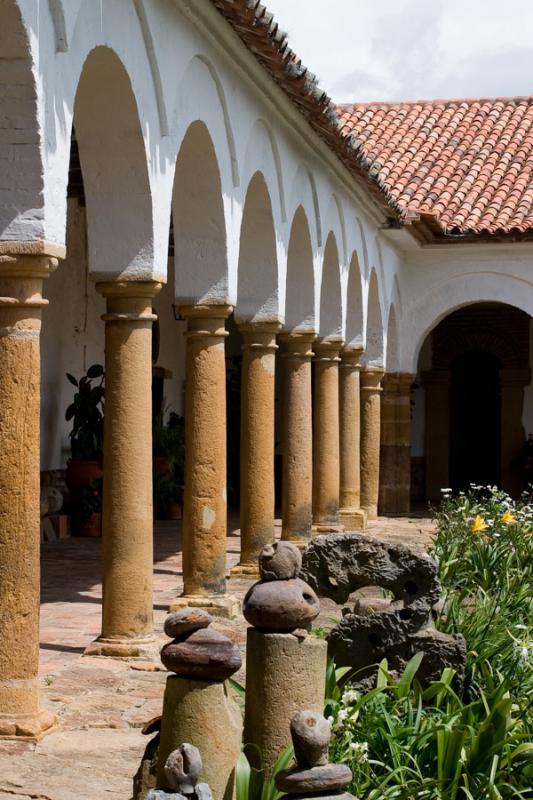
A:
450;350;501;492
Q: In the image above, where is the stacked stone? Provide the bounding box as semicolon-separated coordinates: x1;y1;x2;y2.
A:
156;609;242;800
243;542;328;776
148;743;213;800
276;710;356;800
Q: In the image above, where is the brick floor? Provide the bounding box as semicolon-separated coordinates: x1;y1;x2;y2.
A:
0;515;435;799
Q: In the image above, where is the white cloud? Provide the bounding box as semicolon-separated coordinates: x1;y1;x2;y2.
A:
265;0;533;102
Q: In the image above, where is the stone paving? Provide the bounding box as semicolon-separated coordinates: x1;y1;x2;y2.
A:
0;515;435;800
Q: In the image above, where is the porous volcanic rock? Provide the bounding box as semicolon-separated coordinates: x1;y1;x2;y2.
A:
301;532;440;618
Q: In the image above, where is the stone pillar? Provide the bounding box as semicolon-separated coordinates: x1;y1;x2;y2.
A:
0;253;57;740
280;331;315;545
170;305;238;618
339;347;366;530
87;281;161;658
422;371;451;503
360;368;384;520
233;322;280;574
379;373;414;515
312;338;344;532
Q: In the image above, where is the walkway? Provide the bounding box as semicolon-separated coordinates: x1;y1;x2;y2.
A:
0;516;434;800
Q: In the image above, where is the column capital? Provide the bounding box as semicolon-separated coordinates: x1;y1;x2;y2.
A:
178;302;233;322
382;372;416;394
340;346;364;368
360;367;384;391
97;280;162;324
238;320;281;353
279;328;317;359
313;336;344;362
0;252;58;281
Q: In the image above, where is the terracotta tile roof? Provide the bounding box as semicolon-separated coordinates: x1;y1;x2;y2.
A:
338;98;533;237
210;2;533;240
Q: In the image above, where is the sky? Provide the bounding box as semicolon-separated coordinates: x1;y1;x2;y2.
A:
265;0;533;104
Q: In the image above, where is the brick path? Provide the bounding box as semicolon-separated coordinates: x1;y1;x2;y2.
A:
0;515;435;800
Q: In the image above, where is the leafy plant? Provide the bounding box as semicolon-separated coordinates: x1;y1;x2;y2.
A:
77;478;102;520
65;364;105;460
153;410;185;486
236;744;294;800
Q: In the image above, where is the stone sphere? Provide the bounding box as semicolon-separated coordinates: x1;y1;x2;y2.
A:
291;710;331;768
160;628;241;681
259;541;302;581
243;578;320;631
164;608;212;640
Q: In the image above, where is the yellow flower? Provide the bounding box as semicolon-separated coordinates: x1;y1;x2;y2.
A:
501;511;516;525
471;515;489;534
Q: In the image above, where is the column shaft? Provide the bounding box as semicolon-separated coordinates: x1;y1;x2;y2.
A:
339;348;366;530
171;305;237;618
379;373;414;514
280;332;315;545
312;338;343;532
88;281;161;658
235;322;280;572
360;368;384;520
0;253;57;740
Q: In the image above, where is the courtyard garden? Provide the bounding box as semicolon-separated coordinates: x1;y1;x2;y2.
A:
323;488;533;799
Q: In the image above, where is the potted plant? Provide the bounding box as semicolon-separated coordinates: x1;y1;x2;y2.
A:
74;478;103;537
65;364;105;493
153;411;185;520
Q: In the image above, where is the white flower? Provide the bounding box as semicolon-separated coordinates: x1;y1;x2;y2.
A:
326;716;334;724
338;709;348;723
440;488;452;494
349;741;369;763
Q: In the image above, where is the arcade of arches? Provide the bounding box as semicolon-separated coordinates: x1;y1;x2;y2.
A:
1;0;533;748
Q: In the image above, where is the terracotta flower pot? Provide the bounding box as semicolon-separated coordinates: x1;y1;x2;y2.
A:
75;512;102;538
66;460;103;494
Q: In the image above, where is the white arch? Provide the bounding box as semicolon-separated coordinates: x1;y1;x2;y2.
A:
385;304;399;373
287;164;322;250
285;205;316;331
173;121;229;305
73;45;154;277
363;268;384;367
241;118;286;227
236;171;280;323
319;231;343;338
345;251;364;348
323;194;347;267
403;271;533;373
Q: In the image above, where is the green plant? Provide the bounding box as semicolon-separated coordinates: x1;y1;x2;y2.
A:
65;364;105;460
153;410;185;486
236;745;294;800
328;656;533;799
77;478;102;520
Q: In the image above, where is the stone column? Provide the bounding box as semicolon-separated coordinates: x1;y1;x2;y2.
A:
0;252;57;740
313;338;344;532
87;281;161;658
233;322;280;574
339;347;366;530
280;331;315;545
422;370;451;503
379;373;414;515
360;367;384;520
170;305;238;618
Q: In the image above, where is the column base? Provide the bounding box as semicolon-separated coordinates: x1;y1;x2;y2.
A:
361;506;378;522
339;507;367;531
230;562;260;577
311;522;345;534
84;634;159;660
0;708;57;741
169;593;240;620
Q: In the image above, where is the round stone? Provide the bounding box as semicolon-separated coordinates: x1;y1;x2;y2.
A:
164;608;212;640
259;541;302;581
160;628;241;680
291;710;330;768
243;578;320;631
276;764;353;794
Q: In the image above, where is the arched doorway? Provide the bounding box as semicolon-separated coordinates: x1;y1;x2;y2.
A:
413;303;531;502
450;350;501;492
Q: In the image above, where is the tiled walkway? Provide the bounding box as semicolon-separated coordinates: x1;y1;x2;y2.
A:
0;516;435;800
